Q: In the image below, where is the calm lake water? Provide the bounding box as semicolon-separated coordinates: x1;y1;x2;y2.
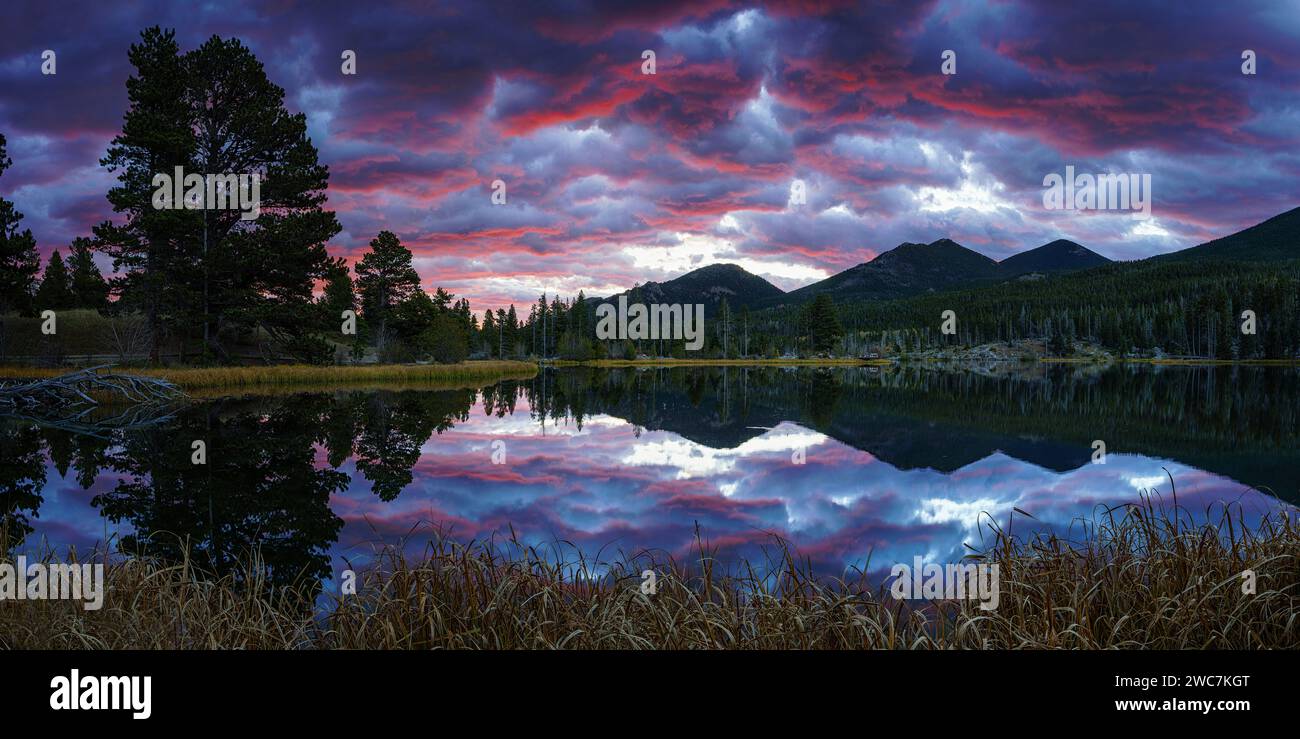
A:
4;364;1297;594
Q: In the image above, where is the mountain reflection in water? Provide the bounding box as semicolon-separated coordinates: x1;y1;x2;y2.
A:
4;364;1296;601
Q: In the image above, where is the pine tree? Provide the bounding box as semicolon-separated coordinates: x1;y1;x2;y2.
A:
505;304;519;357
185;33;340;361
35;250;76;311
535;294;548;357
68;237;109;311
355;230;420;351
94;27;193;361
572;291;587;340
481;309;497;357
96;27;340;363
805;294;844;354
495;308;506;357
0;132;40;316
320;259;357;318
453;298;474;352
418;287;470;362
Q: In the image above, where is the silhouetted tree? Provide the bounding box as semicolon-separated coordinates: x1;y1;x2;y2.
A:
0;132;40;318
34;250;76;311
68;237;109;311
355;230;420;353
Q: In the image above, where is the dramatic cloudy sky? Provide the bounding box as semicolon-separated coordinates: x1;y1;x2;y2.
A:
2;0;1299;311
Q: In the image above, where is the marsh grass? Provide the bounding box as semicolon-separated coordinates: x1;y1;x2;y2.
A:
568;358;884;367
2;493;1296;649
0;361;537;392
0;535;318;649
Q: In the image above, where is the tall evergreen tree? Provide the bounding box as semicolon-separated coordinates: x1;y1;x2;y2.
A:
453;298;474;346
319;258;357;319
354;230;420;351
183;34;339;361
481;309;497;357
495;308;507;357
68;237;110;311
318;258;359;356
34;250;76;311
535;293;548;357
96;27;340;363
505;304;519;357
0;132;40;317
805;293;844;354
95;27;192;361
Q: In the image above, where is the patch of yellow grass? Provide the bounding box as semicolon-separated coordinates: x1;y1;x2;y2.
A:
0;361;537;391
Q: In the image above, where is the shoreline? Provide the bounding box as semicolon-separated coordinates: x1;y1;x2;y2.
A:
2;355;1296;393
0;360;538;391
559;357;1300;368
561;357;889;367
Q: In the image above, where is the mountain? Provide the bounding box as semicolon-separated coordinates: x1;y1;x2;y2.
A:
1153;206;1300;263
598;262;784;310
778;238;1001;305
594;206;1298;313
998;239;1111;277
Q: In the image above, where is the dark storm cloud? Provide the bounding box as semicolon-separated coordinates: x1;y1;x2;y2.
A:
1;0;1297;308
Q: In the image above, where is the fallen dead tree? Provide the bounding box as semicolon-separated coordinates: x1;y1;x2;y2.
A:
0;364;185;411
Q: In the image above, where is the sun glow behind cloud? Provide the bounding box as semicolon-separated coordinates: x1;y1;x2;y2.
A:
621;232;829;286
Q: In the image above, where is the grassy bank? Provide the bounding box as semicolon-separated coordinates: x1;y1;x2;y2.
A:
570;357;1300;368
3;497;1295;649
0;360;537;391
569;357;888;367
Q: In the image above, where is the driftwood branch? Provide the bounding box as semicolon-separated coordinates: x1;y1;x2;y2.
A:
0;364;186;412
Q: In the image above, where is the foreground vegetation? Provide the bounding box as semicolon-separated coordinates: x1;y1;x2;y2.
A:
0;360;537;391
3;496;1295;649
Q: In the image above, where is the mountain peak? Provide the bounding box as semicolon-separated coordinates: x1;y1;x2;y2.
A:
602;262;783;310
687;263;750;277
998;239;1110;276
876;238;988;263
783;236;999;304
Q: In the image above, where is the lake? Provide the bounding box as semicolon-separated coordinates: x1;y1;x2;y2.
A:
4;363;1297;596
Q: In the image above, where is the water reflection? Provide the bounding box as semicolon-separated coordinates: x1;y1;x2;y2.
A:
4;364;1296;600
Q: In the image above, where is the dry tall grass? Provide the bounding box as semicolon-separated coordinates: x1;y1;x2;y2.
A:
0;361;537;391
2;495;1296;649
